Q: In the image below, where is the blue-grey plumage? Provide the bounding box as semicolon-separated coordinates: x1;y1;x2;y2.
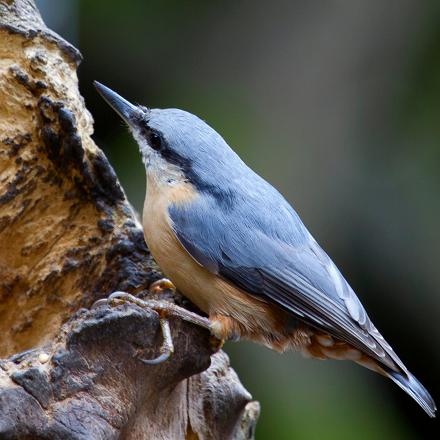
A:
94;81;436;417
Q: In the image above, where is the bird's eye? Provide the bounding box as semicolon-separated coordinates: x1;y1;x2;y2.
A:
148;131;163;151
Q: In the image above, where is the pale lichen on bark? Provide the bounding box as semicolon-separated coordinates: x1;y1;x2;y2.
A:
0;1;259;438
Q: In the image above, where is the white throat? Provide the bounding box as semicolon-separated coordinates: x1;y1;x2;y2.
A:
131;127;187;188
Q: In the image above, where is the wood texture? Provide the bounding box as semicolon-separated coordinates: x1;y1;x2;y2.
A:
0;1;259;438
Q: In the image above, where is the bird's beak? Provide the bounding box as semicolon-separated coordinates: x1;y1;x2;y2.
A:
94;81;138;124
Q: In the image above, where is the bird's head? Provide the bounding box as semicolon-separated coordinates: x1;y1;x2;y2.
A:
94;81;243;190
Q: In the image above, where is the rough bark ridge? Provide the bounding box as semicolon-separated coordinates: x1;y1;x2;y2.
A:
0;1;260;438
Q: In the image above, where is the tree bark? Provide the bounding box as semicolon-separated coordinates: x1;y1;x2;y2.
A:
0;1;259;438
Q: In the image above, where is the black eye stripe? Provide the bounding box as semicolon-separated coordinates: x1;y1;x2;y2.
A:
136;121;192;173
148;130;163;151
138;122;164;151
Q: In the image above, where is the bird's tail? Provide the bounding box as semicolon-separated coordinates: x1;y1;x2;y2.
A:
386;369;436;418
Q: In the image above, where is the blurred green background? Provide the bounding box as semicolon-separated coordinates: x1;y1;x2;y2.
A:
36;1;439;438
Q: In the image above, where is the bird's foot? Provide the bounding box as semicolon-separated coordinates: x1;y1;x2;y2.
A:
91;291;212;364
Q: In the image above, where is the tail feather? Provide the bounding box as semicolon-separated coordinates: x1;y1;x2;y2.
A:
387;370;436;418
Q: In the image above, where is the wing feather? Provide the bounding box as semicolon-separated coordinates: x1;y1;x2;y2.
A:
169;193;405;373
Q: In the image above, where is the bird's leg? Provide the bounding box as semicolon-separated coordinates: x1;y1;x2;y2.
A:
148;278;226;352
148;278;226;351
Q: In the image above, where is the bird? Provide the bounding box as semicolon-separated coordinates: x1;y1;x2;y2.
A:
94;81;436;417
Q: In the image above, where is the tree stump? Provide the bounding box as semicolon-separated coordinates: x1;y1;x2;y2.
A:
0;1;260;438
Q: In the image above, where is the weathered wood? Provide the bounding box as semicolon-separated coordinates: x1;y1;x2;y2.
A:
0;1;259;438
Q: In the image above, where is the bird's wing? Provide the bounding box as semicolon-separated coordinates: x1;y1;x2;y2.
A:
169;192;405;372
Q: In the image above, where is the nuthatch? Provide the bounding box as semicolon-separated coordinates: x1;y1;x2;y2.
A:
94;81;436;417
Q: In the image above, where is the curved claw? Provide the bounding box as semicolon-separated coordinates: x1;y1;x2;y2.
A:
108;291;132;301
138;317;174;365
92;292;136;310
149;278;176;294
139;351;172;365
91;298;109;309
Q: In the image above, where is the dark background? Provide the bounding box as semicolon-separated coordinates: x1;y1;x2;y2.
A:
36;1;439;438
